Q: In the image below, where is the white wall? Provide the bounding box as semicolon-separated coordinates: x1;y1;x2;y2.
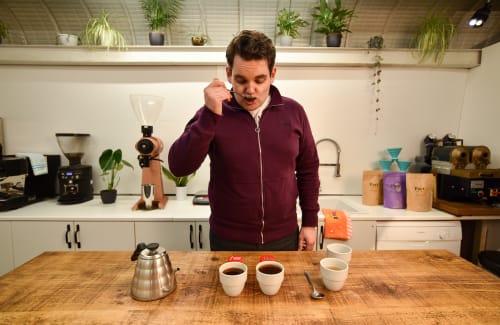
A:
1;47;497;196
459;42;500;167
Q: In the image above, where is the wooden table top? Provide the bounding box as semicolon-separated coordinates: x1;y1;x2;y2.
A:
0;250;499;324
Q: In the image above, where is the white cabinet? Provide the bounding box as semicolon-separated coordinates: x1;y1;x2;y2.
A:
135;221;210;251
0;221;14;276
317;220;376;251
11;221;135;267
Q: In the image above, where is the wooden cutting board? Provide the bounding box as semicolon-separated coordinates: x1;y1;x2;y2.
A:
0;250;499;324
434;198;500;216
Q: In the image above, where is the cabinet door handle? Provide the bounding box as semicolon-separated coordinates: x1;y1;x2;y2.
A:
319;225;325;250
74;224;81;249
65;224;72;249
198;224;203;250
189;224;194;249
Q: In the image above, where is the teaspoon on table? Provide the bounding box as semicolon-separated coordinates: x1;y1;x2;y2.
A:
304;271;325;300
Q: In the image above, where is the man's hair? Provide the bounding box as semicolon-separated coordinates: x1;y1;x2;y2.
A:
226;30;276;74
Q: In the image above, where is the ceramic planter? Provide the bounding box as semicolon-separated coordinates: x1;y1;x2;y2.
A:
100;189;117;204
326;33;342;47
149;32;165;46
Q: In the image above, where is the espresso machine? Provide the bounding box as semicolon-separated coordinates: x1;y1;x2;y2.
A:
130;94;167;210
55;133;93;204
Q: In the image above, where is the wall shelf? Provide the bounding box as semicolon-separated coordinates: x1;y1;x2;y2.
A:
0;45;481;69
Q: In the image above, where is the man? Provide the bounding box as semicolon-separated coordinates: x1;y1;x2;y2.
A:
168;30;319;251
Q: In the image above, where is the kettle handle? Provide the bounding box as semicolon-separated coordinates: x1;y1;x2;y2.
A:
131;242;147;261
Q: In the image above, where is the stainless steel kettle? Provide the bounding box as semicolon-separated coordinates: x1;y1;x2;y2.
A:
130;242;177;301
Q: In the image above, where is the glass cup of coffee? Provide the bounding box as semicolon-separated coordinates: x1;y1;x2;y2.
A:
218;261;248;297
320;257;349;291
256;261;285;296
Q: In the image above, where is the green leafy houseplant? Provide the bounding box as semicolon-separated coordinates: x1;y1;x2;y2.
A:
0;19;9;44
99;149;134;191
312;0;354;35
140;0;183;32
81;10;126;50
277;8;309;39
161;166;195;187
414;14;456;64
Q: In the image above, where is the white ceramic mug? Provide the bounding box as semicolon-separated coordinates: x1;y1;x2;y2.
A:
218;261;247;297
320;257;349;291
326;243;352;263
256;260;285;296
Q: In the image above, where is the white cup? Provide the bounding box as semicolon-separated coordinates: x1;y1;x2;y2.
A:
256;260;285;296
219;261;247;297
320;257;349;291
326;243;352;263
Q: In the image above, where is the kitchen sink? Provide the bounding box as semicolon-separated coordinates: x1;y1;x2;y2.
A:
318;196;367;214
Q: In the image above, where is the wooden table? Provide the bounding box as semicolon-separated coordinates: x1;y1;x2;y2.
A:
0;250;499;324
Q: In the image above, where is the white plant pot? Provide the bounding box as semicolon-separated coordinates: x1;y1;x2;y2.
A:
176;186;187;201
278;35;293;46
56;34;78;46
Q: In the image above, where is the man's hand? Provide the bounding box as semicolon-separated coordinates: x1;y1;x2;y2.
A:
298;226;317;251
203;78;232;116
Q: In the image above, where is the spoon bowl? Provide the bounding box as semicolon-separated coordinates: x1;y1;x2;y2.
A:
304;271;325;300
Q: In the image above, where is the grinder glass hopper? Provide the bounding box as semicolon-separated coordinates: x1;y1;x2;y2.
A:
55;133;90;165
130;94;164;136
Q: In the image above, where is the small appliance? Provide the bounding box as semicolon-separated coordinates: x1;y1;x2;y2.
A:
0;156;28;210
130;94;167;210
55;133;93;204
437;169;500;204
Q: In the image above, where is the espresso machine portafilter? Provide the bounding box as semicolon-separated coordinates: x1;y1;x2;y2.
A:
130;94;167;210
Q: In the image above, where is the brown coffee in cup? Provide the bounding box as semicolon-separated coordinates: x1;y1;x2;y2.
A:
258;265;282;274
223;267;245;275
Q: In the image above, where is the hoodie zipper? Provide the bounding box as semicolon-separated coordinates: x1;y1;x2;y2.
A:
255;119;265;244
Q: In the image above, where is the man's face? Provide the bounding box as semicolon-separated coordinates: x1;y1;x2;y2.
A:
226;55;276;111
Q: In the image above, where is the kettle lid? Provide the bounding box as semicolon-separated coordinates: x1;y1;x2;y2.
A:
131;242;165;261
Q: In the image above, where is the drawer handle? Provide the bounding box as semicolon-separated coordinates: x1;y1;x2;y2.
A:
319;225;325;250
65;224;72;249
74;224;81;249
189;224;194;249
198;224;203;250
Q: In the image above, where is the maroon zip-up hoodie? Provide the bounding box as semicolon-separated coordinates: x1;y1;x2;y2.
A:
168;86;320;244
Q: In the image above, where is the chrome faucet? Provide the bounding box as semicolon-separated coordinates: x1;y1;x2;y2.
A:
315;138;341;177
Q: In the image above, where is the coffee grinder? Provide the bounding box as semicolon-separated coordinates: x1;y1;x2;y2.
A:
55;133;93;204
130;94;167;210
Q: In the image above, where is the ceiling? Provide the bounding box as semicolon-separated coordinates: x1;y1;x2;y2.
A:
0;0;499;49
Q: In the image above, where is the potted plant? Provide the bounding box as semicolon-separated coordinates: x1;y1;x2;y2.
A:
161;165;195;200
81;10;127;50
98;148;134;204
190;26;208;46
140;0;184;45
276;7;309;46
0;20;9;44
413;14;456;64
312;0;355;47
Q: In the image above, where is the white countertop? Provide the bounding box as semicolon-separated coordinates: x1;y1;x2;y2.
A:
1;195;498;222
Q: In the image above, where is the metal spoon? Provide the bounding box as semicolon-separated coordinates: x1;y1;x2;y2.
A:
304;271;325;300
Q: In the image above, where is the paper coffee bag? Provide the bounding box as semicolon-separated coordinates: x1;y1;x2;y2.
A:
406;173;434;212
362;170;383;205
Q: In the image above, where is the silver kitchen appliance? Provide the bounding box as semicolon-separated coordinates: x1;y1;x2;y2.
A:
55;133;93;204
130;242;177;301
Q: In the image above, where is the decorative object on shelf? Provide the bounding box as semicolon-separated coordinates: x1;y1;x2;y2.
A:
81;10;126;50
98;148;134;204
0;19;9;44
56;34;78;46
190;26;208;46
276;1;309;47
312;0;355;47
413;14;456;64
161;166;195;201
140;0;184;46
368;35;384;49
